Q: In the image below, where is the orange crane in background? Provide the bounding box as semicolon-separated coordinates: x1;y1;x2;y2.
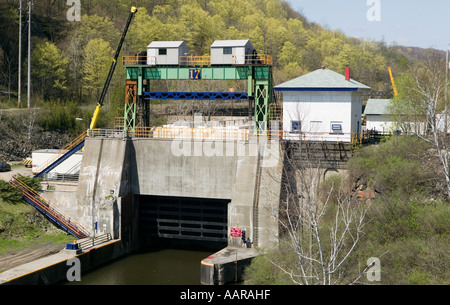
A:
388;67;398;98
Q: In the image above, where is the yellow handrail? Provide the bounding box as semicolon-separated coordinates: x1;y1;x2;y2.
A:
34;132;87;175
11;176;89;237
179;56;211;66
232;54;273;65
122;54;273;67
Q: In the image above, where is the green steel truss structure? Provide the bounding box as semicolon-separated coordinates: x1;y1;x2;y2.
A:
123;65;273;133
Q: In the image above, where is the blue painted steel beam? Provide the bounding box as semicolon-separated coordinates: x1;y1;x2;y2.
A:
143;91;248;101
9;180;85;238
22;196;80;238
34;140;85;178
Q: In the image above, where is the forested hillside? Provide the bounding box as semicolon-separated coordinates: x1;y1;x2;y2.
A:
0;0;434;108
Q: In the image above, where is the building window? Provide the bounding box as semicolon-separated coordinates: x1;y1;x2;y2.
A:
331;122;343;134
158;48;167;55
223;47;232;55
291;121;301;133
310;121;322;132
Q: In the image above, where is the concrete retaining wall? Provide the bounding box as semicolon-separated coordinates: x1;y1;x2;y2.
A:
130;139;244;199
76;137;130;239
40;181;78;219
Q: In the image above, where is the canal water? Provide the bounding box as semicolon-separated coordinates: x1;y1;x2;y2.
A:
66;241;222;285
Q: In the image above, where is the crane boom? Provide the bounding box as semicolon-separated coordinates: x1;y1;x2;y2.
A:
89;6;138;130
388;67;398;98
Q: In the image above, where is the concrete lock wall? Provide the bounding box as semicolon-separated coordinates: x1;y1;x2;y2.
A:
75;137;282;251
40;182;79;220
228;143;282;249
130;139;240;199
77;137;130;239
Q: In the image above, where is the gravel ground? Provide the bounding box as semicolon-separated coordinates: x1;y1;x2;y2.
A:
0;242;67;273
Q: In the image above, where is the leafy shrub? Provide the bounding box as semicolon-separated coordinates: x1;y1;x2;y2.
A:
0;175;42;204
0;180;24;204
349;136;434;196
245;135;450;285
38;100;83;133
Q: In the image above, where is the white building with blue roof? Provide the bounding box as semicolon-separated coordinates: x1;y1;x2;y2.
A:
274;68;371;143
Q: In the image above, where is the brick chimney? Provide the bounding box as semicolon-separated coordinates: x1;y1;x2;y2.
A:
345;67;350;81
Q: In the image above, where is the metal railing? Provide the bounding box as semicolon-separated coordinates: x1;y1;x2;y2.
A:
87;128;127;138
86;127;375;145
10;175;89;238
179;55;211;66
284;131;372;144
122;54;273;67
131;126;252;141
77;233;112;251
122;55;151;65
41;173;80;182
232;54;273;66
33;132;87;175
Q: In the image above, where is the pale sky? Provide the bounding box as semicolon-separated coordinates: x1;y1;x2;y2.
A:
286;0;449;51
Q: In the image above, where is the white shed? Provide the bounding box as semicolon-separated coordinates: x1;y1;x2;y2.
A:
364;99;396;133
210;40;254;65
365;98;426;134
275;68;371;143
146;41;189;66
32;149;83;178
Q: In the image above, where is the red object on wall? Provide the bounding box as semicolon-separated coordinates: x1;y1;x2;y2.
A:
230;228;241;237
345;67;350;81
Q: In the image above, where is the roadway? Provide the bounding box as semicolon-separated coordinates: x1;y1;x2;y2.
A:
0;164;32;181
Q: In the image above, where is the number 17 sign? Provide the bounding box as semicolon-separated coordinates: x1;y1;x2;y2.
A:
189;69;201;80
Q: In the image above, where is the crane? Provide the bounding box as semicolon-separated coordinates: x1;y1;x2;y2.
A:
388;67;398;98
89;6;138;130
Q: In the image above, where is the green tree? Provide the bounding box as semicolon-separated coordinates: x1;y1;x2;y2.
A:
126;7;165;52
0;175;42;204
278;41;302;68
75;14;120;48
82;38;113;100
286;18;308;49
31;41;69;100
179;2;225;55
64;14;119;101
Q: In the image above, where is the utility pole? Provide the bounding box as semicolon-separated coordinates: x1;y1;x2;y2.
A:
27;0;32;109
18;0;22;108
446;47;449;136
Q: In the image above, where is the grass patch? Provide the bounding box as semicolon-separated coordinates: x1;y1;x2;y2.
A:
0;198;73;255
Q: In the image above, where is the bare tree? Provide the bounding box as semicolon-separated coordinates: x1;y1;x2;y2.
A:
21;107;37;143
0;49;16;99
390;50;450;198
255;113;373;285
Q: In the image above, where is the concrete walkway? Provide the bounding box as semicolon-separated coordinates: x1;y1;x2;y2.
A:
0;248;77;284
201;246;259;285
0;239;121;285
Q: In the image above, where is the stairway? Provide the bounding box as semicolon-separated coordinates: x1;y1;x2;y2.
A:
9;175;89;239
